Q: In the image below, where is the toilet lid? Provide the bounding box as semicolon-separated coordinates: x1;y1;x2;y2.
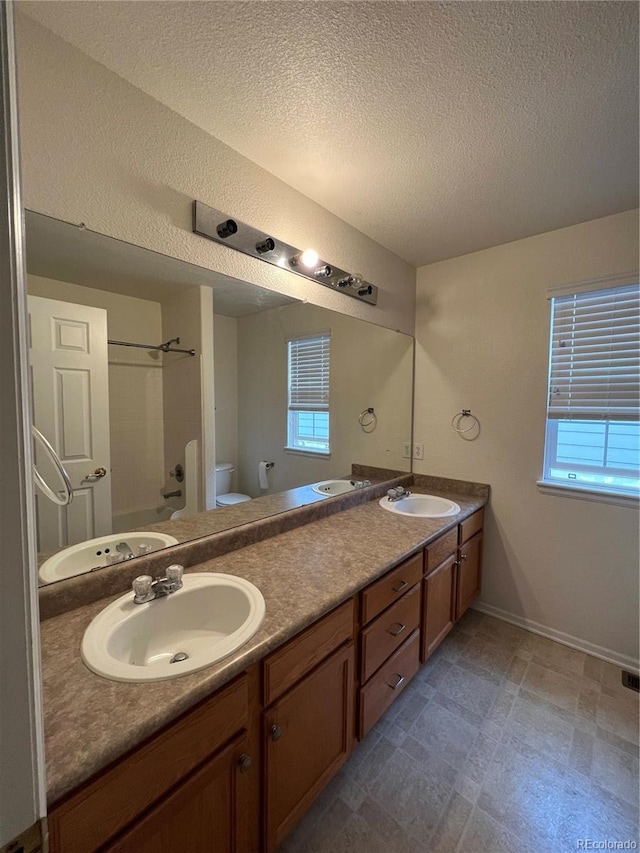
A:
216;493;251;506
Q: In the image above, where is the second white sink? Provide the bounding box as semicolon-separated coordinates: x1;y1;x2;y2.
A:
311;479;356;496
82;573;265;682
379;494;461;518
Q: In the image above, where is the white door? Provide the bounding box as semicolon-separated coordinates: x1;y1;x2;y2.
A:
28;295;112;551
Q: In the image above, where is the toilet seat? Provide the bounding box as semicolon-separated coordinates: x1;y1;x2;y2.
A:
216;492;251;506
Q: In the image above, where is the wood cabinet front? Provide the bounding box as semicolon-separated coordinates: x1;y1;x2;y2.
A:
105;733;252;853
360;584;421;682
456;530;482;618
263;642;355;852
421;553;457;662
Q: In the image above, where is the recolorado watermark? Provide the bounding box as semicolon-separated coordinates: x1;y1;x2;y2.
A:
576;842;638;850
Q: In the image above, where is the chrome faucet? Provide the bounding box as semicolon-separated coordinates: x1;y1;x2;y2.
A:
116;541;135;559
350;479;372;489
387;486;411;502
132;564;184;604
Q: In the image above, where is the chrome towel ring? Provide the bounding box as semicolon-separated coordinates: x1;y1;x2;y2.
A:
359;407;377;431
32;425;74;506
451;409;480;438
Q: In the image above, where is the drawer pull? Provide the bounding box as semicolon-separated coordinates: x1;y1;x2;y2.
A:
389;674;405;690
460;553;468;561
392;580;408;593
388;622;406;637
270;724;283;742
238;754;252;772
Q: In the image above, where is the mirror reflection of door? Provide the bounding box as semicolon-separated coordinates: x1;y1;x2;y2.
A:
28;295;112;551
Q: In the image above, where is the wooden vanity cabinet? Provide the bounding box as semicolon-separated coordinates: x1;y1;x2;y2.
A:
357;552;423;739
421;509;485;662
261;599;355;852
105;732;252;853
48;673;256;853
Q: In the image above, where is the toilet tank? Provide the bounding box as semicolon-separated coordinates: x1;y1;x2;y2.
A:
214;462;234;496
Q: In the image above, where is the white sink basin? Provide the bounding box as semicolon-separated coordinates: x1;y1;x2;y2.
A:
82;573;266;682
38;531;180;584
312;479;356;496
379;494;461;518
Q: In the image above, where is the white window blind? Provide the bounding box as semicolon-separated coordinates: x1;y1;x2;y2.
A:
547;283;640;422
288;334;330;411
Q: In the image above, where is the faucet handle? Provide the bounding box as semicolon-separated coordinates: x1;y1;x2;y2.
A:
387;488;399;499
166;564;184;584
132;575;153;602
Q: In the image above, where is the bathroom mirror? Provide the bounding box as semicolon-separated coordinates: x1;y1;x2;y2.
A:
26;212;413;585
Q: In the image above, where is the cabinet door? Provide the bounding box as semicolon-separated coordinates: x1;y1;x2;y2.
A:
421;553;457;662
456;531;482;619
105;733;252;853
264;642;354;852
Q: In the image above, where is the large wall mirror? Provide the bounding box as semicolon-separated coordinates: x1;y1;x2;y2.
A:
26;212;414;586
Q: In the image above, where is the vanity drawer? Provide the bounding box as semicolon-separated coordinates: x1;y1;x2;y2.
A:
360;552;423;625
49;673;249;853
263;598;354;706
359;629;420;738
460;508;484;545
424;529;458;574
360;584;420;683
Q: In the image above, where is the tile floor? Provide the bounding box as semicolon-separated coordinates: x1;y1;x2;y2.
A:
279;611;639;853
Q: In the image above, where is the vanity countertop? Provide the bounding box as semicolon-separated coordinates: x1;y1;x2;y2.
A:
41;484;487;805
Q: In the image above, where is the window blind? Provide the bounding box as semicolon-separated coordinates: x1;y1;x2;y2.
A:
547;283;640;421
288;333;330;411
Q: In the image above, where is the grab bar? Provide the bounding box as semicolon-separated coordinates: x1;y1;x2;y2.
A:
32;425;73;507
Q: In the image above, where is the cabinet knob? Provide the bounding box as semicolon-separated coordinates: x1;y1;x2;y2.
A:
460;553;468;561
387;622;406;637
270;724;283;742
392;580;408;593
238;754;252;772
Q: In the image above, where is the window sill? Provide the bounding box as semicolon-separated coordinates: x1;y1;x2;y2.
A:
536;480;639;508
283;447;331;460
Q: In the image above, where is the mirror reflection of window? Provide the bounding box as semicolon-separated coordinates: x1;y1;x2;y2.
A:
286;333;331;455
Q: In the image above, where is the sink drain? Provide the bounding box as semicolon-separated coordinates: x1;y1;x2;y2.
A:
170;652;189;664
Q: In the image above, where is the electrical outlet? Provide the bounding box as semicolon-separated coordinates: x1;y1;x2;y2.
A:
413;443;424;460
402;442;412;459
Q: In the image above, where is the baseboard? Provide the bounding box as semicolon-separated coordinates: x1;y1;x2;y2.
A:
471;602;640;675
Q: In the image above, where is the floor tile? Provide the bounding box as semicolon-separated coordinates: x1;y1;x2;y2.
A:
521;660;581;712
425;791;473;853
505;693;575;762
591;739;640;807
521;633;587;678
408;698;479;771
458;806;526;853
596;689;640;747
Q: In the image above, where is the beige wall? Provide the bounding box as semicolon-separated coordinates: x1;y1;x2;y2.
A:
15;14;416;336
237;303;413;496
161;286;203;511
414;209;640;668
27;275;166;522
213;314;239;492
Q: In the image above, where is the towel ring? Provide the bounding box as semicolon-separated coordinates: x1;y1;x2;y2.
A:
359;407;377;430
451;409;479;434
32;425;74;506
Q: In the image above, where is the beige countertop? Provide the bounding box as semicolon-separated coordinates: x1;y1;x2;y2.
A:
41;484;487;805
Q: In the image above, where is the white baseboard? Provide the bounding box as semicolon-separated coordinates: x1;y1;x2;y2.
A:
471;601;640;675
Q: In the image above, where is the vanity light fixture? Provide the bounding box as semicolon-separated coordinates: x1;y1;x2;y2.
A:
216;219;238;239
192;200;378;305
255;237;275;255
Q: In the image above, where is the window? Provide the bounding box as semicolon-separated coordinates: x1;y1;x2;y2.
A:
287;333;330;454
541;278;639;498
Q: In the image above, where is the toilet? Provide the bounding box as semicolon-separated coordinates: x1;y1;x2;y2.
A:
215;462;251;507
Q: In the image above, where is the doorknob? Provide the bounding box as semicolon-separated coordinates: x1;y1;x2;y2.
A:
84;467;107;481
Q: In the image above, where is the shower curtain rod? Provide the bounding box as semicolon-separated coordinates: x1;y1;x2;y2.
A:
107;337;196;356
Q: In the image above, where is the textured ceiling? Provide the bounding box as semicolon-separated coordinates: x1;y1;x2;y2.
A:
20;1;639;266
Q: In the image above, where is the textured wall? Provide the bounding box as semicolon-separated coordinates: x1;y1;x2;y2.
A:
15;15;416;335
236;302;413;497
414;209;640;667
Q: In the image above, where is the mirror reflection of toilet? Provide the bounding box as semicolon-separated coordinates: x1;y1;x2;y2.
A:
215;463;251;507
